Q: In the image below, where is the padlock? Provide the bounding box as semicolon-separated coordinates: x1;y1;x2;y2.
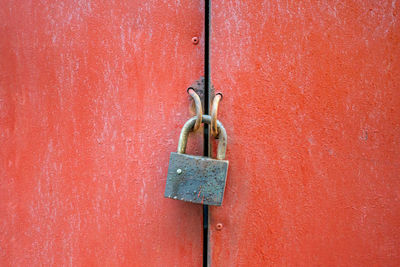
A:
164;114;228;206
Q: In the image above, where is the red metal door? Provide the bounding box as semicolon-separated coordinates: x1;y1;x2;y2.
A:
2;1;400;266
209;1;400;266
0;1;205;266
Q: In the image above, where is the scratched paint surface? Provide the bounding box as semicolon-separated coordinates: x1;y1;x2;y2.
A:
210;1;400;266
0;1;204;266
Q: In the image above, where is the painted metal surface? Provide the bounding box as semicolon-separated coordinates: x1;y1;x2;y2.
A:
0;1;204;266
210;0;400;266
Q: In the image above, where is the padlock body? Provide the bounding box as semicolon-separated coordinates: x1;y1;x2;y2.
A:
164;152;228;206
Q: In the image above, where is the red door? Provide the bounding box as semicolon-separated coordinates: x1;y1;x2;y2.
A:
209;1;400;266
1;1;399;266
0;1;204;266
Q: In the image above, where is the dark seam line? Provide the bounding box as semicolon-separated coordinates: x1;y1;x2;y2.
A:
203;0;210;266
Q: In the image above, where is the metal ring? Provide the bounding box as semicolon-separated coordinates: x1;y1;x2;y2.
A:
211;93;223;138
187;87;202;131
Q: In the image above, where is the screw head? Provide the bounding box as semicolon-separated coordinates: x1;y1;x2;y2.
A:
191;37;199;44
216;223;223;231
176;169;182;174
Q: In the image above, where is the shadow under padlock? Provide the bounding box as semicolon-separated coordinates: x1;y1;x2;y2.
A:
164;115;228;206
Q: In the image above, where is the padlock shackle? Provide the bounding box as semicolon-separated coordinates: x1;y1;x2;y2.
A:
177;115;227;160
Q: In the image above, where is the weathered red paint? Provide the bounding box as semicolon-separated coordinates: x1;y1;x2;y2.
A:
0;1;204;266
210;0;400;266
2;0;400;266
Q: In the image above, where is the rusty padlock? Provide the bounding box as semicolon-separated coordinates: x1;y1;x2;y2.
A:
164;114;228;206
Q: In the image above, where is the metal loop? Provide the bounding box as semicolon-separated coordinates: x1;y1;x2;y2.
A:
211;93;223;138
187;87;202;131
177;115;227;160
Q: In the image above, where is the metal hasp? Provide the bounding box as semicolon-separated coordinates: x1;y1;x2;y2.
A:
187;77;216;113
164;115;228;206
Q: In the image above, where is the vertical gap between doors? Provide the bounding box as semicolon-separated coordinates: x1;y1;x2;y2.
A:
203;0;211;266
